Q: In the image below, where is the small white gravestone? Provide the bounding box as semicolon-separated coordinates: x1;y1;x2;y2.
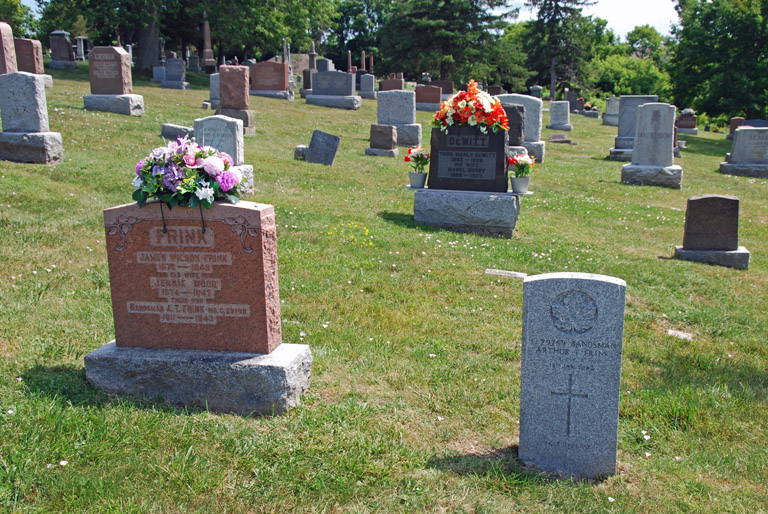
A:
519;272;626;479
621;103;682;189
547;101;572;131
193;115;253;194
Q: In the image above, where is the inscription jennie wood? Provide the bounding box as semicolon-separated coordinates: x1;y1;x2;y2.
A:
519;272;626;479
103;201;282;354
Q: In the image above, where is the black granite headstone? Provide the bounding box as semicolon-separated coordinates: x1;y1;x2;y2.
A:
305;130;341;166
501;103;525;147
427;126;509;192
682;195;740;251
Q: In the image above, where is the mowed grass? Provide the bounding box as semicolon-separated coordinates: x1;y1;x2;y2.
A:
0;63;767;513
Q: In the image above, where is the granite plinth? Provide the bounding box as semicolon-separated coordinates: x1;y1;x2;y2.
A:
413;189;521;238
250;90;294;101
677;128;698;135
233;164;254;195
202;100;220;110
546;123;572;131
581;110;599;119
613;136;634;149
523;141;545;163
391;124;421;147
718;163;768;178
161;80;190;90
48;60;77;69
305;95;362;110
83;94;144;116
0;131;63;164
84;341;312;416
161;123;193;140
416;102;441;112
621;164;682;189
609;148;632;161
360;91;377;100
299;88;311;99
365;147;398;157
674;246;750;270
507;146;528;158
602;113;618;126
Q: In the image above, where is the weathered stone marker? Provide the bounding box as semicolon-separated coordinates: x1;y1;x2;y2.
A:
84;46;144;116
519;272;626;479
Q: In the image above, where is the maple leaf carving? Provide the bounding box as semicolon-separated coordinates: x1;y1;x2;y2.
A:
550;290;597;334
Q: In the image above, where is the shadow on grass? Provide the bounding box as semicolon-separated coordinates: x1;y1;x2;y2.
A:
378;211;441;233
427;445;564;484
676;134;731;158
21;363;187;413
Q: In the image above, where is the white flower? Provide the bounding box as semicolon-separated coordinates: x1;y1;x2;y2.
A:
59;460;68;466
202;156;225;176
132;175;143;189
195;185;215;202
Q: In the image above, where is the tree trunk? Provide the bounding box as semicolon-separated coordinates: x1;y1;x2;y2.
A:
549;56;557;101
134;0;161;70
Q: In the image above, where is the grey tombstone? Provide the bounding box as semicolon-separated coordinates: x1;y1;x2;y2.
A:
621;103;682;189
501;103;527;156
674;195;750;269
161;58;190;89
187;55;200;72
306;71;361;110
316;58;335;72
203;73;220;109
193;115;253;194
377;90;420;147
161;123;193;140
609;95;658;161
547;101;572;131
305;130;341;166
529;85;542;98
719;127;768;178
360;73;376;100
603;96;619;126
496;94;545;163
152;66;165;82
519;272;626;479
0;72;63;164
565;90;579;111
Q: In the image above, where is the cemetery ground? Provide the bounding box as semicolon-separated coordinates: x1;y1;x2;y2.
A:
0;64;767;513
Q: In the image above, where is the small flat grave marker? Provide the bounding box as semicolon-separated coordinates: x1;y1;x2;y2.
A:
305;130;341;166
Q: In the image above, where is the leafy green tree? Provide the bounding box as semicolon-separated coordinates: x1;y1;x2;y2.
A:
324;0;392;68
588;53;670;99
379;0;514;81
626;24;666;65
670;0;768;118
525;0;595;99
1;0;36;37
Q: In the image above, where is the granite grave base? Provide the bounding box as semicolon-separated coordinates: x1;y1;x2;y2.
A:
718;163;768;178
85;341;312;416
580;110;600;119
546;123;572;131
299;88;311;99
306;95;362;110
392;124;421;147
621;164;683;189
677;127;698;135
416;102;441;112
413;189;522;238
161;123;193;140
523;141;545;163
161;80;190;90
49;60;77;70
360;91;377;100
0;132;63;164
609;148;632;161
365;147;398;157
603;113;618;126
674;246;750;269
84;94;145;116
202;100;220;110
250;89;294;101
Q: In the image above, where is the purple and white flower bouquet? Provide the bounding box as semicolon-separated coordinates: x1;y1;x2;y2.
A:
132;136;241;209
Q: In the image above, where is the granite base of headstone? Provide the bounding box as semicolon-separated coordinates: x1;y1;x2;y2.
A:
250;89;295;101
621;103;682;189
49;60;77;70
413;189;521;238
580;110;599;119
365;124;398;157
84;201;312;415
673;194;749;269
0;132;64;164
161;80;189;90
161;123;193;140
719;127;768;178
677;127;698;135
299;88;312;99
306;95;361;110
84;94;145;116
416;102;441;112
549;134;573;144
152;66;165;83
519;272;626;479
305;130;341;166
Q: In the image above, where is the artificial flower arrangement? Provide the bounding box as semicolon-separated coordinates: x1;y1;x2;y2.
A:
432;79;509;134
508;153;537;177
132;136;242;208
404;145;430;173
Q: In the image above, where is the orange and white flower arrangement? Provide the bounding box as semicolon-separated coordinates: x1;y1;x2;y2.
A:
404;145;430;173
508;153;536;177
432;79;509;134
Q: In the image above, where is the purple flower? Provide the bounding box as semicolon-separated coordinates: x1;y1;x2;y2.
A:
216;169;240;192
161;163;186;192
152;165;163;176
135;159;145;175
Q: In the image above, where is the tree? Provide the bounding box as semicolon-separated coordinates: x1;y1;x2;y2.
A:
525;0;595;99
589;53;670;99
324;0;392;68
1;0;36;37
379;0;514;81
670;0;768;118
626;24;665;65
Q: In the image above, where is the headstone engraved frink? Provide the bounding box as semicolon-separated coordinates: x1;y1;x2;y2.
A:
519;272;626;479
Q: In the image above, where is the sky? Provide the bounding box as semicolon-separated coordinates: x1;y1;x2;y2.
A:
512;0;680;39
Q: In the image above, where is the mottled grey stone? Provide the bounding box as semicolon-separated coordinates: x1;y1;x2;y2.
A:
719;127;768;178
673;246;750;269
233;164;254;195
312;71;354;96
161;123;193;140
305;130;341;166
496;94;542;142
365;147;398;157
216;108;255;135
519;272;626;479
391;124;421;147
620;103;682;189
501;103;525;147
416;102;440;112
0;72;49;132
305;95;361;110
621;165;682;189
250;89;294;101
360;73;375;93
152;66;165;82
209;73;220;101
194;115;244;166
83;94;145;116
413;189;521;238
84;341;312;416
316;58;334;72
523;141;545;163
547;101;572;131
377;90;416;124
0;131;63;164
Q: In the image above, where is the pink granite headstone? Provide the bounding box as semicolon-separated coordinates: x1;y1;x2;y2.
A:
0;22;18;74
220;65;250;109
88;46;132;95
14;38;43;74
250;61;289;91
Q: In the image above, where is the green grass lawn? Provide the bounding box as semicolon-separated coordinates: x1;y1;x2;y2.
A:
0;63;766;513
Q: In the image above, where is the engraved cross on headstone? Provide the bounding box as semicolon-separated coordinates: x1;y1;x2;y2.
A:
550;373;588;437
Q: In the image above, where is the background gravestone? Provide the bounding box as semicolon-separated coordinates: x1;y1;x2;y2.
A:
603;96;619;126
519;272;626;479
365;124;398;157
501;103;526;149
306;71;361;110
161;58;189;89
359;73;376;100
547;101;573;131
609;94;658;160
193;114;254;194
0;22;18;74
379;78;404;91
84;46;144;116
719;127;768;178
497;94;545;163
674;195;750;269
203;73;220;109
621;103;682;189
377;90;421;146
49;30;76;69
305;130;341;166
14;38;44;75
217;65;255;134
316;58;334;72
415;85;441;111
250;61;293;100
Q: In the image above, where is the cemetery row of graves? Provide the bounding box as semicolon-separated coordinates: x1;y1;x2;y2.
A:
0;23;767;513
